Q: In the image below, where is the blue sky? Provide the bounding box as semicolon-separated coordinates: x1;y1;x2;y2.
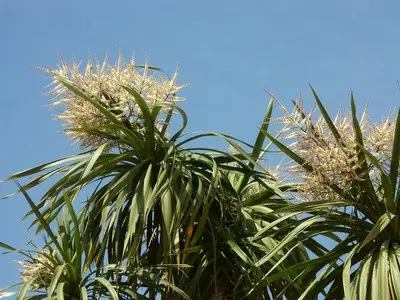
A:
1;0;400;290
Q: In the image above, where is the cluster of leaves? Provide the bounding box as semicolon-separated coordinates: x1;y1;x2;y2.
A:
263;89;400;299
1;56;399;300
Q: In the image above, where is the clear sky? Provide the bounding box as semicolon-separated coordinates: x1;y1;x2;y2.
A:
1;0;400;290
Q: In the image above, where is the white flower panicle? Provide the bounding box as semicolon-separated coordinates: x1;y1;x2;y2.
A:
45;54;185;149
279;101;396;201
17;250;57;290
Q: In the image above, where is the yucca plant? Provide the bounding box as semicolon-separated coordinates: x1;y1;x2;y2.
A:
220;101;318;299
261;87;400;299
0;185;188;299
1;54;312;299
0;185;115;299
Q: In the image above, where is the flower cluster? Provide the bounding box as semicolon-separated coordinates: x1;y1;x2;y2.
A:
17;250;57;290
46;54;185;149
278;101;396;201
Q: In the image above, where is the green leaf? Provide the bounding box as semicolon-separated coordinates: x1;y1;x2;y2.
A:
14;181;66;260
169;105;188;142
371;241;390;300
81;143;107;179
351;94;379;204
226;239;254;266
237;98;274;191
269;199;349;215
4;152;90;181
358;212;395;251
16;278;35;300
255;216;321;267
342;244;358;299
0;292;17;298
122;86;152;125
157;277;191;300
64;195;82;271
56;282;65;300
357;252;374;300
252;98;274;161
309;85;342;145
252;212;298;242
0;242;16;252
262;130;311;171
358;144;396;213
298;262;335;300
24;295;48;300
243;244;299;298
47;264;66;297
388;246;400;298
94;277;119;300
390;108;400;206
79;287;88;300
59;79;120;124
